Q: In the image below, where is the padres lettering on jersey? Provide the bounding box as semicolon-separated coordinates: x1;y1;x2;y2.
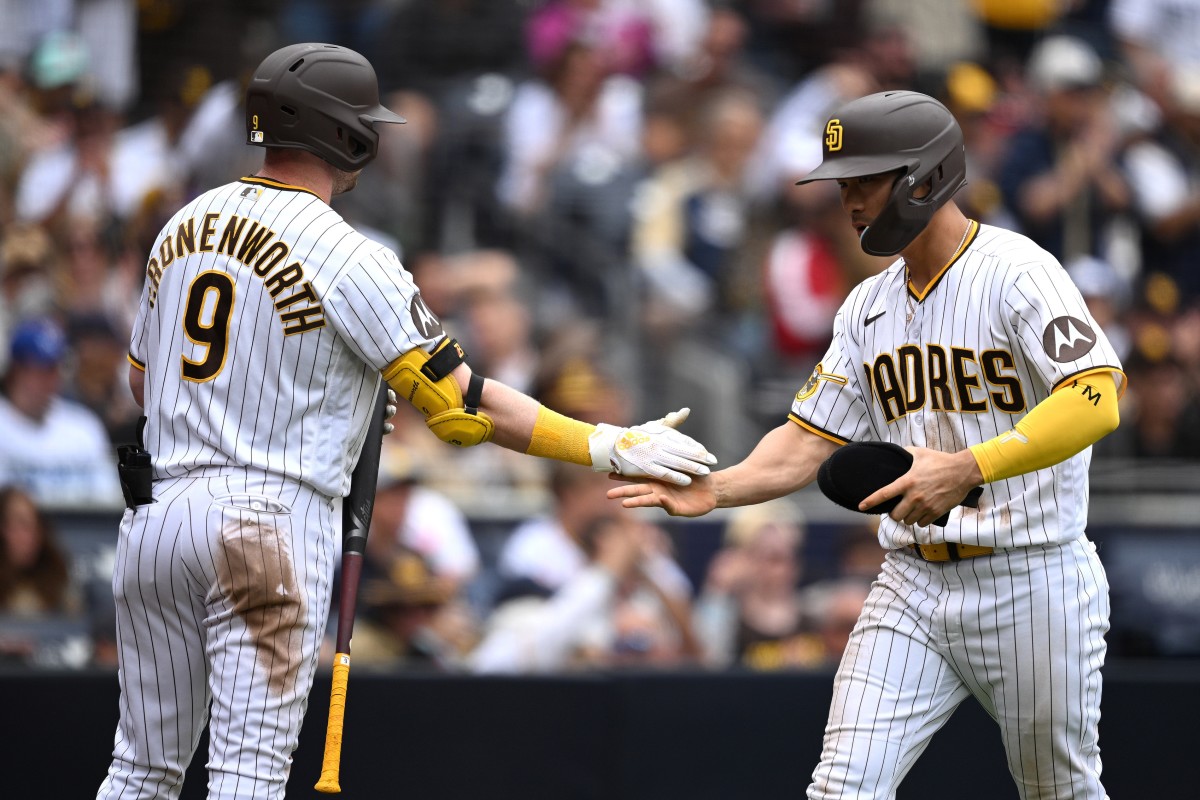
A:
862;344;1026;421
790;222;1124;550
129;176;444;498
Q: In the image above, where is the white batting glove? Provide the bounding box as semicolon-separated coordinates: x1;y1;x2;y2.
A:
588;407;717;486
383;388;398;436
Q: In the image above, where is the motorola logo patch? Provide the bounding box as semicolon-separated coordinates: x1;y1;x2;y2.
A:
409;294;443;339
1041;316;1096;363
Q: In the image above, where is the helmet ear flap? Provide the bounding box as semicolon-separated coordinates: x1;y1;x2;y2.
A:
860;145;967;256
859;173;934;256
347;132;370;160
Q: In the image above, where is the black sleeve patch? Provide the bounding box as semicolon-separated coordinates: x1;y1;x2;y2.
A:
409;294;443;339
1041;316;1096;363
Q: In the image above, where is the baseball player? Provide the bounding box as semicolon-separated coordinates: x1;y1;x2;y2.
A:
96;43;715;800
611;91;1124;799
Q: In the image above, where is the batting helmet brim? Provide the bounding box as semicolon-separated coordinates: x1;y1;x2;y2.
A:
361;105;407;126
796;154;916;185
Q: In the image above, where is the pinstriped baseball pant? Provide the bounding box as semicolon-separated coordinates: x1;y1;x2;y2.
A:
97;472;338;800
808;537;1109;800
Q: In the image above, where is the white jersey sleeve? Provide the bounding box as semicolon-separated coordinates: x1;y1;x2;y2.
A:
788;288;875;444
323;248;445;370
1002;261;1125;395
128;262;152;370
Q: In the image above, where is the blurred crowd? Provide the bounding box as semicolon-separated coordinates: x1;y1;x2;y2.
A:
2;0;1200;671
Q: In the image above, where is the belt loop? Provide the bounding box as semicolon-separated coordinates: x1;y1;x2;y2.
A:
946;542;961;561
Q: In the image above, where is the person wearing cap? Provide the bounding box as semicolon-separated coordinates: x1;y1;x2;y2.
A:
1111;0;1200;110
339;546;459;671
998;34;1132;264
364;439;480;590
0;317;122;508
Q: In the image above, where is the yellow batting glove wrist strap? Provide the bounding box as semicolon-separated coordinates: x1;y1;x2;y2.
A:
969;372;1119;483
526;405;595;466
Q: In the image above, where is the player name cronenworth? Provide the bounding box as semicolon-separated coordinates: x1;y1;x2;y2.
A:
146;212;326;336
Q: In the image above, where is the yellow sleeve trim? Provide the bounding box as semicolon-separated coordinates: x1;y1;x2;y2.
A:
525;405;595;466
127;353;146;371
970;372;1119;482
1053;366;1126;400
787;414;850;446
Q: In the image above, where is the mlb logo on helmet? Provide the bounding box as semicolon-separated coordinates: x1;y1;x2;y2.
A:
250;131;264;142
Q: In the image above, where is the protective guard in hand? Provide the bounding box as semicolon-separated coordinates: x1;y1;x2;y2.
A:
817;441;982;527
116;416;154;508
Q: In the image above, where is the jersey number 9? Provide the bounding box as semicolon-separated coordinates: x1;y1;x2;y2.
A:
181;271;235;382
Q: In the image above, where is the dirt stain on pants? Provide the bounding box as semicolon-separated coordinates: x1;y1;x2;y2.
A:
216;517;304;695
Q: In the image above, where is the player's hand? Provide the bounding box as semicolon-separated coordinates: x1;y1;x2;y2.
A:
858;447;984;527
382;388;398;435
589;407;718;486
607;474;718;517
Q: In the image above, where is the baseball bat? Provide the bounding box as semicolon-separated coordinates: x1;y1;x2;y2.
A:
315;380;390;794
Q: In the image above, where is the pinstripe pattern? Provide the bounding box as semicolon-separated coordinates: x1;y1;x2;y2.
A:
97;473;336;799
809;539;1108;800
791;224;1115;798
102;177;430;798
128;178;440;500
792;224;1122;549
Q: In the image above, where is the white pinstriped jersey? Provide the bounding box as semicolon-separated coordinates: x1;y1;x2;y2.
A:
128;176;444;499
790;221;1124;550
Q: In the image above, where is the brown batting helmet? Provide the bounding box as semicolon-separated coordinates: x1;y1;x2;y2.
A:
245;43;406;172
798;91;966;256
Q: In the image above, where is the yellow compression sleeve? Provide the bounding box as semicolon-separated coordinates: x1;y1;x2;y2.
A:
969;372;1120;483
525;405;596;466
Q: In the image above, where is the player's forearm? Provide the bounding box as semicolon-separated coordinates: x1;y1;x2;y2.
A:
475;375;602;466
474;373;555;454
711;422;837;508
969;372;1120;483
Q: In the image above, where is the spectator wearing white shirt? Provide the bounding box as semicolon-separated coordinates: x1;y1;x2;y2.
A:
496;39;643;217
497;464;691;597
472;513;698;673
496;465;614;591
0;317;121;509
366;439;480;589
